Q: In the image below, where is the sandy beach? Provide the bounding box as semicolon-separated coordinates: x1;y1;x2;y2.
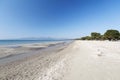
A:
0;40;120;80
64;40;120;80
0;41;72;80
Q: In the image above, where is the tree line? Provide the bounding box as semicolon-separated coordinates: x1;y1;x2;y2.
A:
77;29;120;41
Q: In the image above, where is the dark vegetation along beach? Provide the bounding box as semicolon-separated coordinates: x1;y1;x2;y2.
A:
77;29;120;41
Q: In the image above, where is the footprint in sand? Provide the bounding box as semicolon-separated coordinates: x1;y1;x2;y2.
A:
97;49;104;57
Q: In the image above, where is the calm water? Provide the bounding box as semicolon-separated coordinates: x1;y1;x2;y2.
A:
0;40;65;45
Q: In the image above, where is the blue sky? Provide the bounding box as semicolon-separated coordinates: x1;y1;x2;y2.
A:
0;0;120;39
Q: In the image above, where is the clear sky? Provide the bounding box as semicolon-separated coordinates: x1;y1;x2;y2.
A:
0;0;120;39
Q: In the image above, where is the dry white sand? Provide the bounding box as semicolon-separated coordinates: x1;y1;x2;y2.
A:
0;40;120;80
64;40;120;80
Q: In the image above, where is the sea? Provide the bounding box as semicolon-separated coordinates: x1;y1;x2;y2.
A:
0;40;67;45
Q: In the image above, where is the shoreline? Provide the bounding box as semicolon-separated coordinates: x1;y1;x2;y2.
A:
0;41;71;65
0;40;120;80
0;41;72;80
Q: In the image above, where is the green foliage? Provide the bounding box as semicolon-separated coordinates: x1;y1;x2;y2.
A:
104;29;120;41
79;29;120;41
81;36;92;40
100;35;106;40
91;32;101;40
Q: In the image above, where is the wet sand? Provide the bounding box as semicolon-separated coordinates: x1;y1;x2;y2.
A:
0;40;120;80
0;41;72;80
